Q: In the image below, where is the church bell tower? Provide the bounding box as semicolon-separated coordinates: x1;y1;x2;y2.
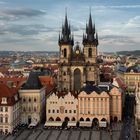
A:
83;11;99;83
58;12;74;91
58;12;74;63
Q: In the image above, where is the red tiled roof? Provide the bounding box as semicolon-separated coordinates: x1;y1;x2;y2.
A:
115;77;126;90
0;84;20;106
0;77;27;89
39;76;56;95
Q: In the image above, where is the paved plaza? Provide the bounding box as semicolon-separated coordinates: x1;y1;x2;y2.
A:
0;123;122;140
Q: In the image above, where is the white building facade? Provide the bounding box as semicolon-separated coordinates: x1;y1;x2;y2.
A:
0;84;20;134
19;88;45;124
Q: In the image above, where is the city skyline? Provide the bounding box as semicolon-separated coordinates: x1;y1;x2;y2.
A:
0;0;140;52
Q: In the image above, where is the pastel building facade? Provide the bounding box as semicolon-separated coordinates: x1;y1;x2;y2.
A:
46;92;78;125
19;72;46;124
78;89;110;125
0;84;20;133
46;83;123;126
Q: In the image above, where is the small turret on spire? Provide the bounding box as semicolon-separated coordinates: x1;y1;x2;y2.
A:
58;31;61;42
96;32;99;45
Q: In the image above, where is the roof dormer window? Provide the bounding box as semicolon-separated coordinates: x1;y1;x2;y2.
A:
1;97;7;104
14;95;18;101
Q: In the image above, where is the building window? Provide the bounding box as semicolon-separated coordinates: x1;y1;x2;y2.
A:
57;110;59;113
64;48;67;58
69;110;72;113
23;98;26;102
0;107;3;112
5;107;8;112
65;110;67;113
34;98;36;102
63;72;66;76
1;98;7;104
29;98;31;102
52;110;55;113
74;110;76;113
88;98;90;108
5;117;8;123
48;110;51;113
88;48;92;57
84;98;86;114
0;117;3;123
14;95;18;101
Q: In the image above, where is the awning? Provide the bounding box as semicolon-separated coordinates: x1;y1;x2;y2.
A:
44;121;63;127
79;121;92;127
68;122;76;127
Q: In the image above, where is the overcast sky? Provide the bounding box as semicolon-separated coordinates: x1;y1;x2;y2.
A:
0;0;140;52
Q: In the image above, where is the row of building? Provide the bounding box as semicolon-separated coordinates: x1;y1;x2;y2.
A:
0;71;124;133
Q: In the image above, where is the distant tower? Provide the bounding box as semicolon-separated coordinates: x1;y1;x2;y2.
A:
83;11;99;83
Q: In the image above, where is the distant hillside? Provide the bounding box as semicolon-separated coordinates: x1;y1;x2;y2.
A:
117;50;140;56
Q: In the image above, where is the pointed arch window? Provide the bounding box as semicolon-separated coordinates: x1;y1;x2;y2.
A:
64;48;67;58
88;48;92;57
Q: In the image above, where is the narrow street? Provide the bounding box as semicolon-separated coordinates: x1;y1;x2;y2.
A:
119;94;137;140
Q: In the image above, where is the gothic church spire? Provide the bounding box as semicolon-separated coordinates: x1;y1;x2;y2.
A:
83;10;98;46
58;10;74;46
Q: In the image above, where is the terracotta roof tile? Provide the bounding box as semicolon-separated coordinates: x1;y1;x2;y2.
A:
0;84;20;106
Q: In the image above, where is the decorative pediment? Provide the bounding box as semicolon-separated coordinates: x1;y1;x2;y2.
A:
78;91;87;96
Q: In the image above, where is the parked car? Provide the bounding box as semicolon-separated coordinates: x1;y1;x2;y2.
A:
28;122;38;129
20;123;28;128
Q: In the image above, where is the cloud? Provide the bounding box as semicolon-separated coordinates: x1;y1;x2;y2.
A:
98;35;140;52
0;8;46;21
91;5;140;9
0;23;60;37
0;1;6;5
99;35;138;45
124;16;140;28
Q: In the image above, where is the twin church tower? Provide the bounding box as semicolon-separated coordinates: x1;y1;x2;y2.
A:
58;11;99;92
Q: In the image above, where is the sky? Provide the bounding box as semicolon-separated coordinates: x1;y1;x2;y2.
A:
0;0;140;52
